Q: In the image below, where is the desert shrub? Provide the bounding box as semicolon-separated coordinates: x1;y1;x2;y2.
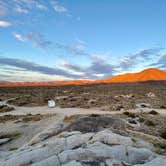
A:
22;116;42;122
64;115;80;122
148;110;158;115
139;117;145;122
145;120;155;126
160;105;166;109
90;114;100;117
160;130;166;139
9;147;18;151
0;105;14;113
123;111;136;118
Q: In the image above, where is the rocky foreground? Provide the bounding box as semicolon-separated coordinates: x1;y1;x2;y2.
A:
0;115;166;166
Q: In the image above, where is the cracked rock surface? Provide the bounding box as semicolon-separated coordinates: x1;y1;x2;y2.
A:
0;115;166;166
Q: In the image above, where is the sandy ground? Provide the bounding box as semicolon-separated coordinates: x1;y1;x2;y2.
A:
0;100;119;151
0;99;165;151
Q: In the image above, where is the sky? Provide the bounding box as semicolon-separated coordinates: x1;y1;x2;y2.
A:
0;0;166;82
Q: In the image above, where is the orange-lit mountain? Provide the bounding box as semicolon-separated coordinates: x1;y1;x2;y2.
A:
101;68;166;83
0;68;166;87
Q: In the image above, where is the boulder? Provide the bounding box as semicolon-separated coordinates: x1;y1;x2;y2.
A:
28;121;68;145
146;92;156;98
66;133;94;149
58;142;155;165
89;129;133;146
48;100;56;108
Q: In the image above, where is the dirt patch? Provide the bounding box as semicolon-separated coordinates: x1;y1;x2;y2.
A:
0;131;22;140
0;114;56;123
64;114;81;122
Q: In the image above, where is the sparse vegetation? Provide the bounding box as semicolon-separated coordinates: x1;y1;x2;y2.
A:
160;130;166;139
123;111;136;118
148;110;158;115
0;131;22;139
64;114;81;122
0;105;14;113
160;105;166;109
144;120;156;126
0;82;165;109
0;82;165;156
0;114;55;123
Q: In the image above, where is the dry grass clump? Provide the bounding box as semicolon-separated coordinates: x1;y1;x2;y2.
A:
0;114;55;123
160;105;166;109
144;120;156;126
123;111;136;118
0;115;19;123
0;105;14;113
64;114;81;122
160;130;166;139
148;110;158;115
0;131;21;139
21;114;51;122
19;164;30;166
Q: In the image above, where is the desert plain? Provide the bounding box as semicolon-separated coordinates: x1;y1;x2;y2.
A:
0;81;166;166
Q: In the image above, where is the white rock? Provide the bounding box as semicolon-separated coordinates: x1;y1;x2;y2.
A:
45;137;66;154
58;131;81;138
105;159;123;166
2;146;58;166
66;133;94;149
59;142;155;165
146;92;156;98
133;139;154;151
89;129;133;146
31;155;60;166
62;160;82;166
134;157;166;166
48;100;56;108
28;121;68;145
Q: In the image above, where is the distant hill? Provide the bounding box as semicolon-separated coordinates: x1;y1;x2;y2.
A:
0;68;166;87
101;68;166;83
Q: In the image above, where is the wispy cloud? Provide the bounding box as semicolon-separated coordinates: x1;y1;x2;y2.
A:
118;47;163;71
0;57;82;80
0;5;7;16
51;0;67;13
13;32;52;49
62;56;115;79
14;6;28;14
14;33;26;41
0;0;47;16
14;0;47;10
134;48;162;60
0;21;12;27
13;31;90;56
149;54;166;69
62;62;84;72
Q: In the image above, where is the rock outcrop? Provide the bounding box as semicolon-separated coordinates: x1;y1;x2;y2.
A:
0;115;165;166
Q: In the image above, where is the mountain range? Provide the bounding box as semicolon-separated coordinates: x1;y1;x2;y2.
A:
0;68;166;87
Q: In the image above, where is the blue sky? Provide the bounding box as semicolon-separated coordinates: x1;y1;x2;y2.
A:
0;0;166;81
